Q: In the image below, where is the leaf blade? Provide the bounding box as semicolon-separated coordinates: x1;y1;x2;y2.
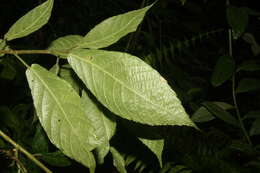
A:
26;64;97;170
68;49;196;127
4;0;53;41
77;4;153;49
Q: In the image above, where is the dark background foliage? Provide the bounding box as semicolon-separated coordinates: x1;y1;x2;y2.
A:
1;0;260;172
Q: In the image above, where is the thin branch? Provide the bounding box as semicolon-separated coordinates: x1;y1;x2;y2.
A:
0;130;53;173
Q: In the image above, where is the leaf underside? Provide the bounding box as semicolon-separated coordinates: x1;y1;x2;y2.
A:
26;64;97;170
68;49;196;128
5;0;53;41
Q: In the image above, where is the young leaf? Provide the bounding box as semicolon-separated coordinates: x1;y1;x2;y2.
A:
48;35;83;58
250;118;260;136
227;6;249;39
76;4;153;49
237;61;260;72
4;0;54;41
110;147;127;173
32;123;49;153
202;102;239;127
81;91;116;164
26;64;98;169
211;55;235;87
138;138;164;167
0;39;7;57
236;78;260;93
68;49;196;127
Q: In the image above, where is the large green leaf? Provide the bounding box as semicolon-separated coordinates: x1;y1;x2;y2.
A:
81;91;116;164
68;49;196;127
4;0;53;41
76;4;153;49
138;138;164;167
48;35;83;58
26;64;97;170
110;147;127;173
211;55;235;87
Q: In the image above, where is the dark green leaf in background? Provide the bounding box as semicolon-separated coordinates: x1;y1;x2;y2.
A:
4;0;53;41
40;151;72;167
236;78;260;93
202;102;239;127
227;6;249;39
250;118;260;136
31;123;49;153
211;55;235;87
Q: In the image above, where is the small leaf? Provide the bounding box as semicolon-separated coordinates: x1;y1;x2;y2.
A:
227;6;249;39
202;102;239;127
68;49;196;127
4;0;53;41
26;64;97;170
211;55;235;87
236;78;260;93
48;35;83;58
138;138;164;167
110;147;127;173
250;118;260;136
213;102;234;110
81;91;116;164
192;107;215;123
77;4;153;49
40;151;72;167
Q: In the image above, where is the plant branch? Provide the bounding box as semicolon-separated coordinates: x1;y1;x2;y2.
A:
0;49;69;56
228;29;252;145
0;129;53;173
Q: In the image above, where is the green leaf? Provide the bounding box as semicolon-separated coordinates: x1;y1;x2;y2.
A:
250;118;260;136
0;58;16;80
40;151;72;167
32;123;49;153
191;107;215;123
202;102;239;127
77;4;153;49
48;35;83;58
68;49;196;127
213;102;234;110
243;110;260;120
110;147;127;173
227;6;249;39
4;0;54;41
138;138;164;167
26;64;98;170
236;78;260;93
237;61;260;72
211;55;235;87
81;91;116;164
